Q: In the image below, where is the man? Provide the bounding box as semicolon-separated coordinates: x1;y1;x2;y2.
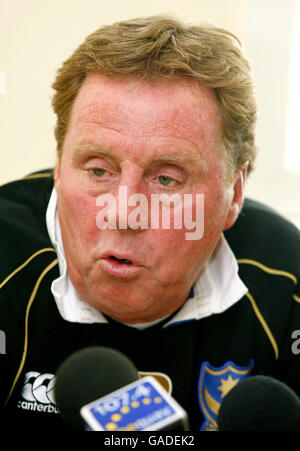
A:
0;16;299;431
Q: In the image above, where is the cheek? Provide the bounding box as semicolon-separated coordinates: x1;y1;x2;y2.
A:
150;228;209;289
203;179;232;232
152;185;228;255
150;228;200;272
57;180;99;244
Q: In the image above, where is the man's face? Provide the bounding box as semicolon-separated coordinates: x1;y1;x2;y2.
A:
54;74;242;323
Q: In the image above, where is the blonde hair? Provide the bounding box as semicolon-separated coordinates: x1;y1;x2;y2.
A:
52;15;257;176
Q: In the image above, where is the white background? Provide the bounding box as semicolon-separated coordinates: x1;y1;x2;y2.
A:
1;0;299;227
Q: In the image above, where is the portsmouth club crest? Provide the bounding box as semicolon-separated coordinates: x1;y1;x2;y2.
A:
198;360;254;431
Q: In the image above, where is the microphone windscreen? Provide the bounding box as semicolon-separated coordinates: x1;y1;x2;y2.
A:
218;375;300;431
54;346;139;429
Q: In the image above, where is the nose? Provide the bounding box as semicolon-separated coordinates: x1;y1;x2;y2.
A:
115;182;149;231
99;166;149;231
118;164;149;231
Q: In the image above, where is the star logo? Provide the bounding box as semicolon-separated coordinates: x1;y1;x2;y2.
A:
217;375;240;398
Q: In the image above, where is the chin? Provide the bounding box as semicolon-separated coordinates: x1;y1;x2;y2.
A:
87;290;154;320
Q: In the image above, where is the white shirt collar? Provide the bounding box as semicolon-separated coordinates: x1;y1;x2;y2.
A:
46;188;248;328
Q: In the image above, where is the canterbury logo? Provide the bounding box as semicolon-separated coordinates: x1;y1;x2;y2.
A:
18;371;59;414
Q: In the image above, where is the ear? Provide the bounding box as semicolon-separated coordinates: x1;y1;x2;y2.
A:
223;163;248;231
53;160;61;189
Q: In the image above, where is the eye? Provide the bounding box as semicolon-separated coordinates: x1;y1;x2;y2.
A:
158;175;175;186
91;168;107;177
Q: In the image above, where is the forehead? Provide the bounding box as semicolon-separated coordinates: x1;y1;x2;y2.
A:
69;74;222;146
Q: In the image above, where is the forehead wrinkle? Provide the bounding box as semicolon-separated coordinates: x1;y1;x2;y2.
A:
72;138;209;174
72;93;218;141
71;74;223;143
73;108;215;153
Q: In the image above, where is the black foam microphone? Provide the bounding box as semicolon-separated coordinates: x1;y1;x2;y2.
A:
218;375;300;431
54;346;189;431
54;346;139;430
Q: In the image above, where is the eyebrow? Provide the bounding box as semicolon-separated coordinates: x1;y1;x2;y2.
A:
72;141;208;172
72;142;114;162
151;150;206;166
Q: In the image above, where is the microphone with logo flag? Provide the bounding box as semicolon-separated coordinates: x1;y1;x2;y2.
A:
54;346;190;431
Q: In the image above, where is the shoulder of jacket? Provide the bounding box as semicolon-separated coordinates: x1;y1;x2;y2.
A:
225;198;300;277
0;169;56;286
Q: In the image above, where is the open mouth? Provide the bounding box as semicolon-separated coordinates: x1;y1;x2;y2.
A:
101;252;143;278
108;256;133;264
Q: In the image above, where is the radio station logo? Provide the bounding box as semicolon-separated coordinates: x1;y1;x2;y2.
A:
80;376;187;431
